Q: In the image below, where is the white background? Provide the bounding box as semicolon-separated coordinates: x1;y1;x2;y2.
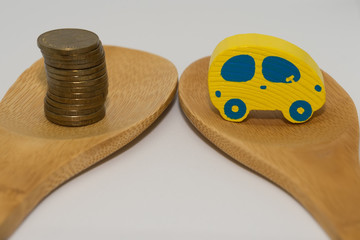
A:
1;0;360;239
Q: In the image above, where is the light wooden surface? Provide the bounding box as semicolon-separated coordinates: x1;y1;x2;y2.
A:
0;46;178;240
179;57;360;240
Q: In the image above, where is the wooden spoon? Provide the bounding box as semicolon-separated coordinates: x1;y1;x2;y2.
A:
0;46;178;239
179;57;360;240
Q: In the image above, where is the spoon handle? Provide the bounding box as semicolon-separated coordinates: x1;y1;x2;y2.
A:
0;127;105;239
0;128;53;239
277;138;360;240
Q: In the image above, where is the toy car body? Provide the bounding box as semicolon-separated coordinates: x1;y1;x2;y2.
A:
208;34;326;123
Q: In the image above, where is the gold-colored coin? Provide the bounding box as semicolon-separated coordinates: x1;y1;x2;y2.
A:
47;92;106;105
48;85;108;99
47;80;108;93
41;44;104;61
45;96;104;110
43;48;104;65
45;105;105;121
45;111;105;127
47;75;107;88
45;55;105;70
45;100;103;116
46;68;107;82
38;29;99;55
45;61;106;76
44;53;104;66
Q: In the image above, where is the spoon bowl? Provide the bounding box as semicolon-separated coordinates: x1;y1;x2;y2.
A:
179;57;360;240
0;46;178;239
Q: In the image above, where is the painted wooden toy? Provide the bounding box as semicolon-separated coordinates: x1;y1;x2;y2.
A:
208;33;326;123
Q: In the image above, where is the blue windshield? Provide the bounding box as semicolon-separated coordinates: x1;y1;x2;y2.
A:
221;55;255;82
262;56;300;83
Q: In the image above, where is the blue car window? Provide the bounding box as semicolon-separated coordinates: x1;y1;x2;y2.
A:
221;55;255;82
262;56;300;83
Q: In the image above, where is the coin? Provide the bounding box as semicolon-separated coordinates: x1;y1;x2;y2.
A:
48;87;108;99
47;92;106;105
45;54;105;69
44;53;103;66
47;76;107;88
45;111;105;127
46;68;107;82
47;80;108;93
38;29;99;55
45;61;106;76
45;100;103;116
48;85;108;99
41;43;104;61
45;96;104;110
45;105;105;121
43;48;104;65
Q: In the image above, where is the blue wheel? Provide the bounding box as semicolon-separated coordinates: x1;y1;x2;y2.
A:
224;98;247;120
289;100;312;122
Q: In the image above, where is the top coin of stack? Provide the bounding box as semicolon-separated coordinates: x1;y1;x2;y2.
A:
37;29;108;127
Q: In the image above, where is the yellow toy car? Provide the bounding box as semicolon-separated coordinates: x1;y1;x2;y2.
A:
208;34;326;123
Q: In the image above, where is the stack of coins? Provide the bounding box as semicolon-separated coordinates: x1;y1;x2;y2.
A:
37;28;108;127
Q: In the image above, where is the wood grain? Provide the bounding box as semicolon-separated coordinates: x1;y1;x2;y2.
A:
0;46;178;239
179;57;360;240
